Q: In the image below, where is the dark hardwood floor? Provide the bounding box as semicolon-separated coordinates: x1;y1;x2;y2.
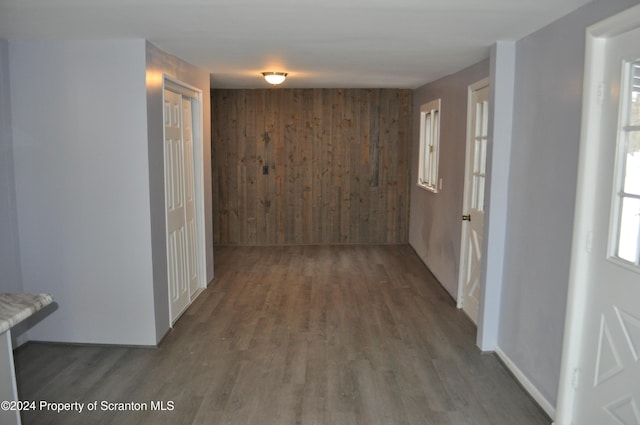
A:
14;245;550;425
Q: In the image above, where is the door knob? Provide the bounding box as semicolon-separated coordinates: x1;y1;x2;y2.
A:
462;215;471;221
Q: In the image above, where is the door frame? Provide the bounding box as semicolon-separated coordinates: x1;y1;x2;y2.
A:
555;5;640;424
457;77;490;318
162;75;207;325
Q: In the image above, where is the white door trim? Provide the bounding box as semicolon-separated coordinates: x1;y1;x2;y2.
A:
162;75;206;325
555;4;640;424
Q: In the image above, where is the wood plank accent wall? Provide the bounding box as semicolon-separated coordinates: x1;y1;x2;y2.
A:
211;88;412;245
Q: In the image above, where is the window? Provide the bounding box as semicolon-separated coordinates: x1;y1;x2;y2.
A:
471;97;489;212
610;60;640;267
418;99;441;192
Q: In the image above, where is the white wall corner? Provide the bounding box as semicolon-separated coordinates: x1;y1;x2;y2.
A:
476;41;516;351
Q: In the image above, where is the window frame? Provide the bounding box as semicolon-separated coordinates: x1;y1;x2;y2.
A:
417;99;442;193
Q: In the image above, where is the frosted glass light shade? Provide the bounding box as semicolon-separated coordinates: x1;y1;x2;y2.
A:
262;72;287;85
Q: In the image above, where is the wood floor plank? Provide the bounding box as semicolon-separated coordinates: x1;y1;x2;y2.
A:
14;245;550;425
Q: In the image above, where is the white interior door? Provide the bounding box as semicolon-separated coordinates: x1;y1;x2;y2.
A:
164;89;190;322
182;98;200;297
458;79;490;325
556;8;640;425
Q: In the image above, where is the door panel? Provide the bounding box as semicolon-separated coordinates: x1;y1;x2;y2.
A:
567;24;640;425
182;98;199;297
164;89;189;322
459;82;489;324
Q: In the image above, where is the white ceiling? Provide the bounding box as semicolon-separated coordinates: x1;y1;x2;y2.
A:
0;0;593;89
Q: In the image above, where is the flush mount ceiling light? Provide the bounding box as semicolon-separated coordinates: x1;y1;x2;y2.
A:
262;71;287;86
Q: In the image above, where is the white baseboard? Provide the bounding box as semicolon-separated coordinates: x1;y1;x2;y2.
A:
495;346;556;420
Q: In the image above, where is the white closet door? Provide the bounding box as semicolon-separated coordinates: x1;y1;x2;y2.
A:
164;89;190;323
182;97;199;297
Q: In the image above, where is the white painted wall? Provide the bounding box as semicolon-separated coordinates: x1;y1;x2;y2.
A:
145;42;213;342
9;40;157;345
409;60;490;299
496;0;640;412
0;40;22;296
